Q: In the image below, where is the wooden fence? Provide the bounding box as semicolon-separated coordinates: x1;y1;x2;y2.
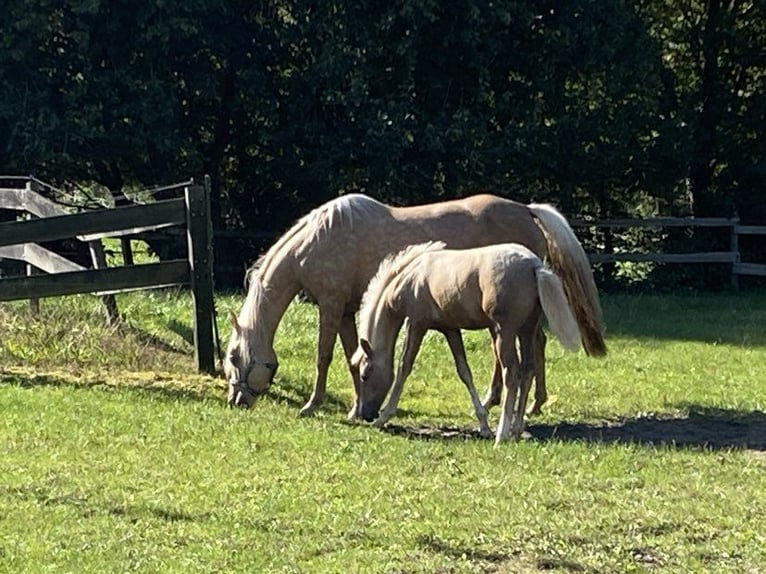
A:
570;216;766;288
0;176;216;374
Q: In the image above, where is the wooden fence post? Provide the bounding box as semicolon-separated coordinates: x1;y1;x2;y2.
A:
26;263;40;314
22;190;41;314
185;181;216;374
88;241;121;326
120;238;134;266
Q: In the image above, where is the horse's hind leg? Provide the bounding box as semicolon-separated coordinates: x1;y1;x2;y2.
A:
338;313;362;419
375;321;426;427
527;326;547;416
494;327;522;445
481;330;503;412
444;329;492;438
513;326;537;437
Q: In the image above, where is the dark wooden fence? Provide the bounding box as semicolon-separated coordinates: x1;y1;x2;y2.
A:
570;216;766;289
0;176;216;374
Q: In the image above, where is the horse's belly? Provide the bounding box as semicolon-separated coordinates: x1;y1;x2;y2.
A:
428;299;490;331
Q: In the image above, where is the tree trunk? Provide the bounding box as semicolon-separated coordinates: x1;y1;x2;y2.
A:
689;0;723;217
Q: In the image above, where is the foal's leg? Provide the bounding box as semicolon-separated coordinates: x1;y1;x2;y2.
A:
481;330;503;411
443;329;492;438
338;314;362;419
375;322;426;427
528;326;548;416
494;328;522;445
300;303;343;416
513;327;537;439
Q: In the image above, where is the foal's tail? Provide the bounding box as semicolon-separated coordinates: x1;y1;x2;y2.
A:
528;204;607;356
535;267;581;352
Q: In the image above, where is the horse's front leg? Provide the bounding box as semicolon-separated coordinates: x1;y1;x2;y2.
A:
338;313;362;420
300;303;342;417
443;329;492;438
375;320;425;427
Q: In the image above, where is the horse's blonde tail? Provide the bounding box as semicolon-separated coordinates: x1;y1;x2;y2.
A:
528;203;607;357
535;267;581;352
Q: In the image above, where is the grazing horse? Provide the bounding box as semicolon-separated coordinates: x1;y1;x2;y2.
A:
224;193;605;415
351;242;581;443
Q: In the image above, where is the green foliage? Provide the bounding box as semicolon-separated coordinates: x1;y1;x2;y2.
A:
1;292;766;571
1;1;765;287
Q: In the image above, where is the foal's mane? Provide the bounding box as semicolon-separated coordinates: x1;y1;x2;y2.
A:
358;241;446;337
239;194;389;331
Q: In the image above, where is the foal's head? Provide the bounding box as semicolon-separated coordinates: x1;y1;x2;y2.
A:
224;311;278;408
351;338;393;421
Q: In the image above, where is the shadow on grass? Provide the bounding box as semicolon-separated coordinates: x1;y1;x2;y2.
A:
266;378;353;415
0;370;353;416
381;405;766;451
417;534;518;566
0;370;223;404
166;318;195;347
418;533;594;573
2;483;212;523
119;321;191;355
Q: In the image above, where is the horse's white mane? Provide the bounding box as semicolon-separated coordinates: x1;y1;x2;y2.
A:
300;193;387;245
358;241;446;337
239;194;388;332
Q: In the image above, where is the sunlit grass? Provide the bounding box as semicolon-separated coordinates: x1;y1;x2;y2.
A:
1;291;765;572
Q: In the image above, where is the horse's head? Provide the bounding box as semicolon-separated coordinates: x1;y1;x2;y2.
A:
224;311;279;408
351;338;393;422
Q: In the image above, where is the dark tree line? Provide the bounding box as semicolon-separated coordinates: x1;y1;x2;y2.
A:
1;1;764;287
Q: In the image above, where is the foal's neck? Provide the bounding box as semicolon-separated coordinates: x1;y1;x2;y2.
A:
367;299;406;366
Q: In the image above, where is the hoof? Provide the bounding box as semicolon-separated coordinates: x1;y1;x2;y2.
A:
299;403;317;417
346;404;360;421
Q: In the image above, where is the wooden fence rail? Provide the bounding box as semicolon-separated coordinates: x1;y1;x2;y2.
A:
570;216;766;288
0;176;216;374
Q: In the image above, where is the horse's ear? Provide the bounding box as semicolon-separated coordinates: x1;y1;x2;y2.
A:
360;338;373;358
229;310;241;333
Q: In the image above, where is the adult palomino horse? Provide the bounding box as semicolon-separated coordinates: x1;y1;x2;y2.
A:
351;242;581;443
224;193;605;415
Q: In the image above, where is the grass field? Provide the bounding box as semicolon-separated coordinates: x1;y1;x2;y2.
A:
1;290;765;573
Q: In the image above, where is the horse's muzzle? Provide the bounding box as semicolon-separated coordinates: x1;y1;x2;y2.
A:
229;391;251;409
359;405;379;422
227;381;260;409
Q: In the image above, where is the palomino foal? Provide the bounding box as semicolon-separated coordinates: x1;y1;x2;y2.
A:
352;242;581;444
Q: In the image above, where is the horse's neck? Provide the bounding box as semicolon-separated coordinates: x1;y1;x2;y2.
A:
244;264;301;346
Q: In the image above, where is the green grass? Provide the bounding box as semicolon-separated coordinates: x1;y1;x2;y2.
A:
1;291;765;573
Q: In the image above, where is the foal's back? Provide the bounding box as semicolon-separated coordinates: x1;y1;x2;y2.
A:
395;243;543;331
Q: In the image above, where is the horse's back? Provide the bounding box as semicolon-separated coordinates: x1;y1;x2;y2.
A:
288;193;547;310
394;194;547;257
